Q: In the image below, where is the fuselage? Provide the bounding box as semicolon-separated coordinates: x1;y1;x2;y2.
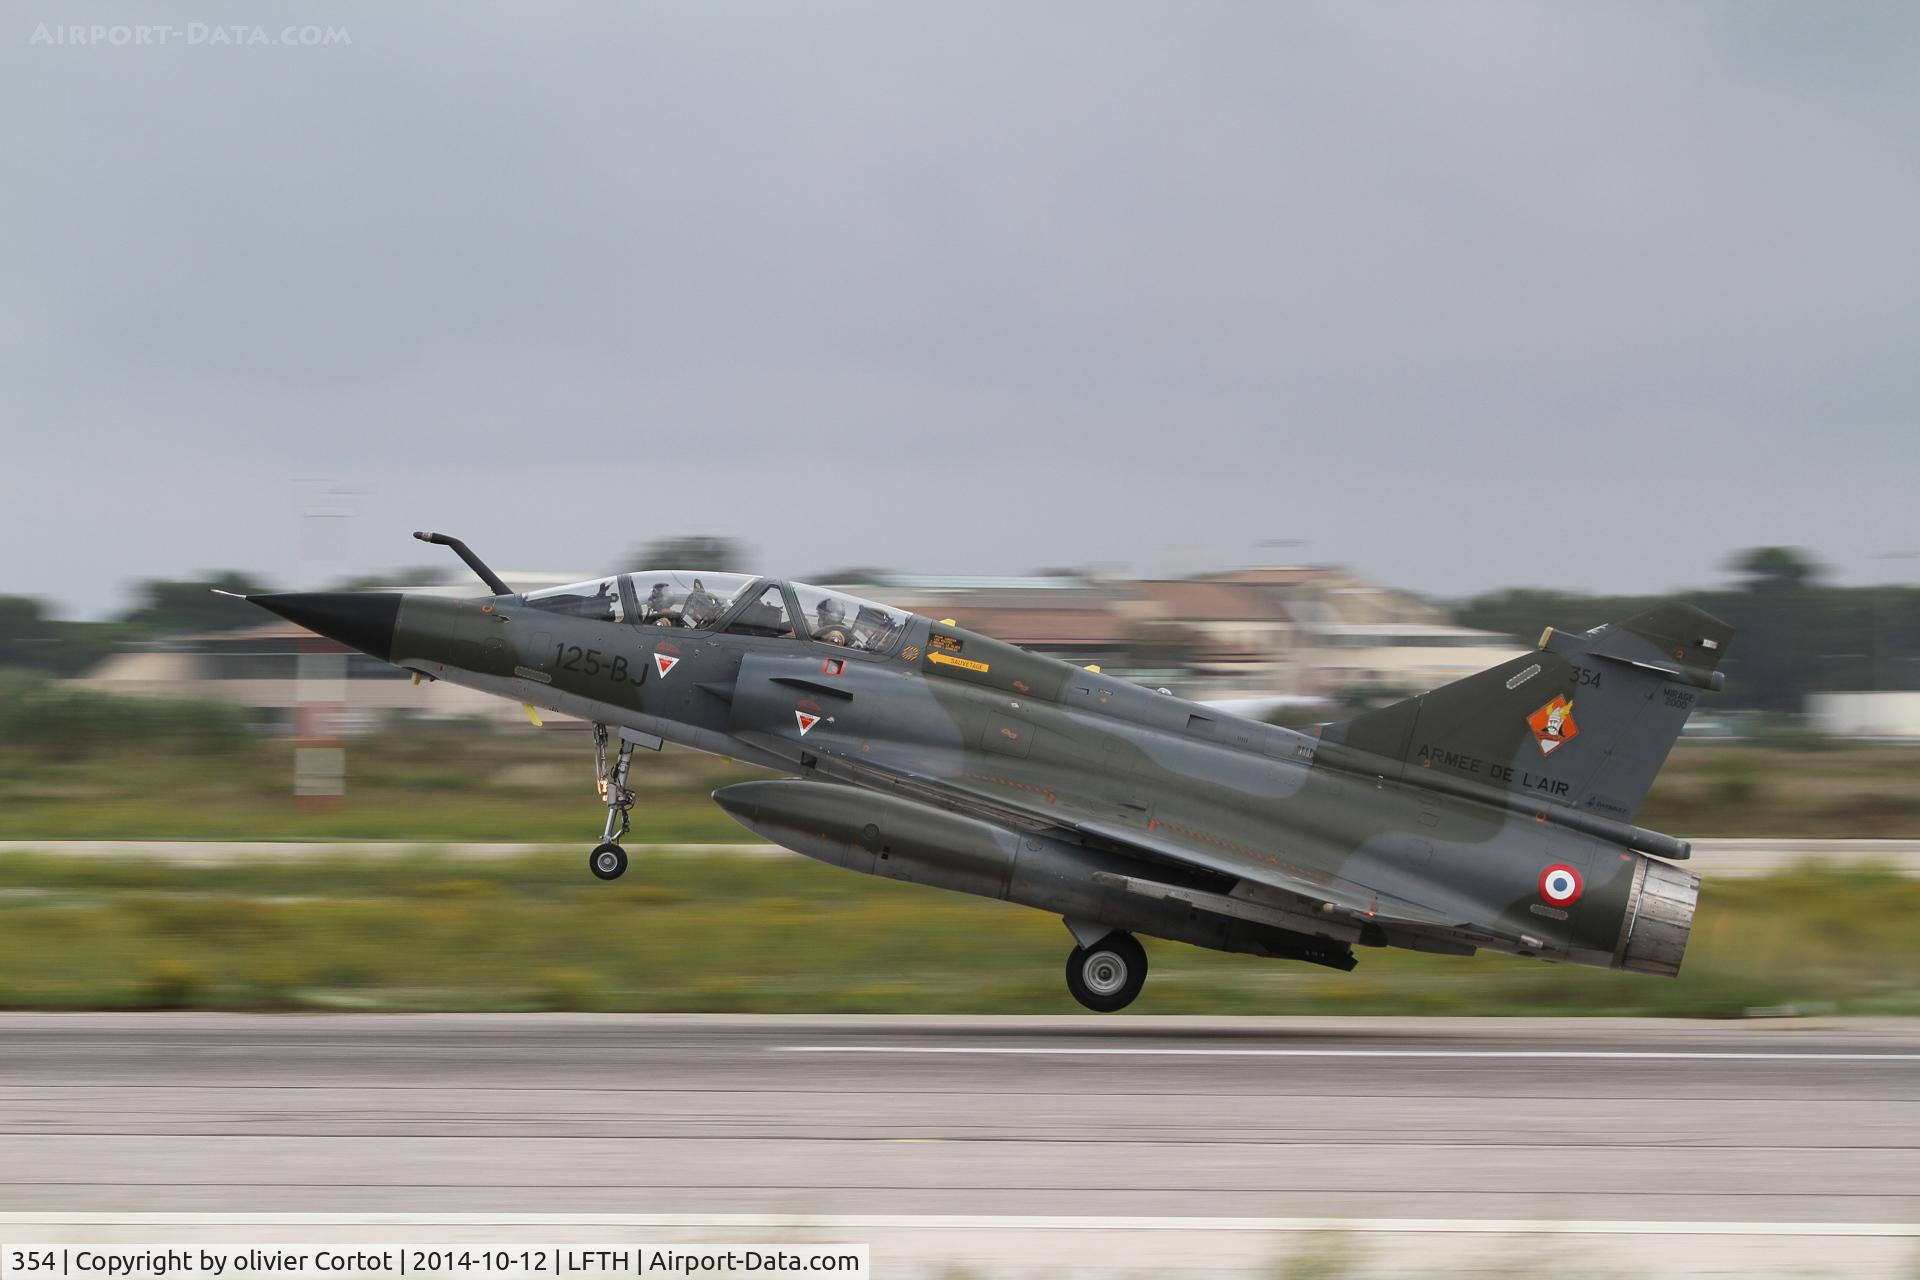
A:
289;570;1680;976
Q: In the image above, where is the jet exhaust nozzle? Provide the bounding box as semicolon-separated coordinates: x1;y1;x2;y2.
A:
1615;858;1700;977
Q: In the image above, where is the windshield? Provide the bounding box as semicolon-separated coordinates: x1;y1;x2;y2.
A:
791;582;910;654
525;571;757;629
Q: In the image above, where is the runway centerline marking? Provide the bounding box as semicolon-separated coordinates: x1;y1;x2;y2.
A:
775;1046;1920;1062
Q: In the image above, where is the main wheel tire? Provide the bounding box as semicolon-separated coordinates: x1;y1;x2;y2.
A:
1065;932;1148;1012
589;842;629;881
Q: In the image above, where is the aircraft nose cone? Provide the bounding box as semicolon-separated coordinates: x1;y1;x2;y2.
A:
249;592;402;663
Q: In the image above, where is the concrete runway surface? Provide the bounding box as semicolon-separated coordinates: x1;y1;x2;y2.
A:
1;1015;1916;1277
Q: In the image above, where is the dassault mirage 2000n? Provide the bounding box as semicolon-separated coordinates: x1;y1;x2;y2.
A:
229;531;1731;1011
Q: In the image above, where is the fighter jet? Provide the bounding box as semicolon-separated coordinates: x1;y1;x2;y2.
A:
232;531;1731;1011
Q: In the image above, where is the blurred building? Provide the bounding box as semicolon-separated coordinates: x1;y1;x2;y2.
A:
1807;692;1920;740
72;570;584;729
840;566;1521;700
1302;622;1529;697
830;575;1135;670
73;618;519;730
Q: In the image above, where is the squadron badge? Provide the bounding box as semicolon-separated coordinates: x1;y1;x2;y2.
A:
1527;695;1579;756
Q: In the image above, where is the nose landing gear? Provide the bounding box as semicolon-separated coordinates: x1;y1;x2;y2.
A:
588;723;639;881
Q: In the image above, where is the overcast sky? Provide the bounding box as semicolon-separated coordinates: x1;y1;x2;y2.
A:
5;2;1917;617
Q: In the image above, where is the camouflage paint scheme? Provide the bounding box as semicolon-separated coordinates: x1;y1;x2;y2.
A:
250;563;1732;997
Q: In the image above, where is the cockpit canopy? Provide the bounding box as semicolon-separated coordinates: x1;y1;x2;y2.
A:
788;581;909;653
524;570;754;627
523;572;910;654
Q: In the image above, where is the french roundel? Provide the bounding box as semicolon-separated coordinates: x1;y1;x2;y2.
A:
1539;864;1583;905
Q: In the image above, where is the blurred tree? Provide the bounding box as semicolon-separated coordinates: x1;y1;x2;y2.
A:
1729;546;1822;593
0;671;249;756
332;566;444;591
117;572;277;637
1717;547;1826;712
1452;588;1654;642
1453;547;1920;712
1879;587;1920;692
1124;620;1202;670
1332;683;1422;711
0;597;130;676
617;537;749;573
0;596;61;668
804;566;896;586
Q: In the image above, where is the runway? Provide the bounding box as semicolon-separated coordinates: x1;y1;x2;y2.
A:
1;1015;1916;1275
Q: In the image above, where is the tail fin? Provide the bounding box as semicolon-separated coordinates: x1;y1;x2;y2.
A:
1319;602;1733;824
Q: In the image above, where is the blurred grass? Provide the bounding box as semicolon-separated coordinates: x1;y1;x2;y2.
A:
0;728;756;842
2;729;1919;841
4;687;1916;1014
0;850;1914;1015
1638;742;1920;837
0;670;251;757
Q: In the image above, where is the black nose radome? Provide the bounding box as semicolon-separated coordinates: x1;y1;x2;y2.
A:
249;592;402;663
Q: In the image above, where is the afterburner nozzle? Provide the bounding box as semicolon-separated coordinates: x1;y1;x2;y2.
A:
1615;859;1700;978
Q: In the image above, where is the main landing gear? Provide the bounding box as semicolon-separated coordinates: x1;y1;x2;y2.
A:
1065;929;1148;1012
588;723;636;881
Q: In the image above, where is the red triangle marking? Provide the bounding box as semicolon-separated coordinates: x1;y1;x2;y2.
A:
654;654;679;678
795;711;820;735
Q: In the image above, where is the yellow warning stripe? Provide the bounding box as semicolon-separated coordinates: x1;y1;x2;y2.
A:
927;651;990;673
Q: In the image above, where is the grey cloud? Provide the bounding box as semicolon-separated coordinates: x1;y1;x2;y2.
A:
3;1;1917;614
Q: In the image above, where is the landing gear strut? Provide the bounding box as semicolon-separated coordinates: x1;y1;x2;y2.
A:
1065;931;1148;1012
589;723;635;881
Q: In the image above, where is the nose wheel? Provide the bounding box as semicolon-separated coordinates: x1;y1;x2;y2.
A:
588;723;638;881
1066;931;1148;1012
590;841;628;881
